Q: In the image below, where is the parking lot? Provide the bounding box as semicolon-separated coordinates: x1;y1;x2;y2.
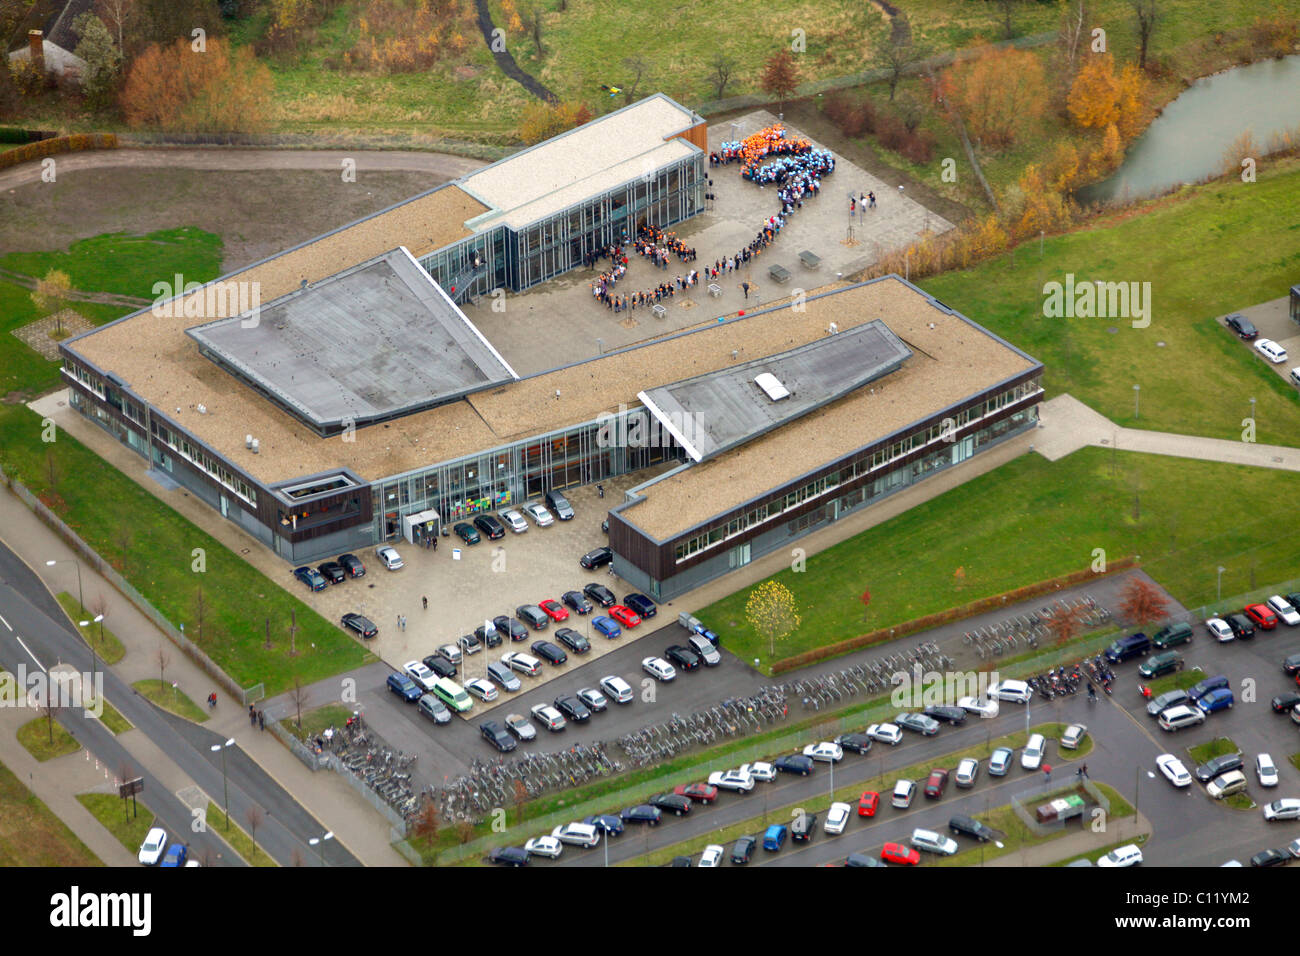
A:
1217;295;1299;385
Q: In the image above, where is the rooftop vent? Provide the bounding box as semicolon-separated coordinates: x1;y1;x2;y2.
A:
754;372;791;401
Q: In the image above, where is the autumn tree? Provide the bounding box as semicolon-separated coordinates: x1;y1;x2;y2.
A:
517;99;593;144
411;801;440;856
73;12;124;108
1129;0;1159;71
1046;604;1088;647
1117;576;1169;632
120;37;273;134
760;49;799;109
1056;0;1090;96
288;676;311;729
32;269;73;334
1250;9;1300;57
745;580;801;659
1067;54;1144;138
939;46;1046;150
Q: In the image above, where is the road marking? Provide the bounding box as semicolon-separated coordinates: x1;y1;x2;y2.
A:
14;634;45;672
0;612;11;631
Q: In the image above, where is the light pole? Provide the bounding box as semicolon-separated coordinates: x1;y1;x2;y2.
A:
601;825;610;868
309;830;334;866
1133;384;1140;418
46;558;84;615
1248;396;1256;425
79;614;103;681
210;737;235;830
1216;566;1226;603
596;338;604;356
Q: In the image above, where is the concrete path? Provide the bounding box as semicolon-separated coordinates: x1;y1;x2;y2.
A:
986;812;1153;867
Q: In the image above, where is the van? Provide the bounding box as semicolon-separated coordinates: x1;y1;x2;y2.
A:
762;824;787;852
987;679;1032;703
1105;633;1151;663
688;634;722;666
551;822;600;847
431;677;472;712
1138;650;1184;678
545;490;575;521
1151;621;1193;649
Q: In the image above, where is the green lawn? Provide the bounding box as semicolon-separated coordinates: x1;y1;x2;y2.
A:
16;717;81;761
204;801;278;867
91;698;133;735
77;793;154;856
1144;666;1205;697
703;448;1300;664
55;593;127;666
0;762;100;866
1188;737;1238;763
1053;832;1149;866
283;703;355;742
132;679;208;723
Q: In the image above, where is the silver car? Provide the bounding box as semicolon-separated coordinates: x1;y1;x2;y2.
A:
486;661;521;692
499;509;528;533
988;746;1014;776
522;502;554;527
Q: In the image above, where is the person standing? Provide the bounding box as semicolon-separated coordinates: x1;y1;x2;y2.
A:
422;595;428;610
742;281;750;299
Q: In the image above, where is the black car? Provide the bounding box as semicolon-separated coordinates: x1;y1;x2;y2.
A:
731;835;756;864
845;852;887;867
648;793;692;816
583;582;616;607
516;604;549;630
553;694;590;722
583;814;624;836
480;720;517;753
624;594;657;618
1224;613;1255;640
1285;592;1300;615
340;613;378;639
664;645;701;671
620;804;661;825
458;632;482;655
562;590;593;615
531;640;568;665
948;814;996;842
580;547;613;570
835;732;873;755
790;812;818;842
923;705;967;725
422;655;457;679
1146;688;1190;717
1271;692;1300;713
669;856;692;867
473;514;506;540
774;754;815;776
493;615;529;642
475;623;504;648
337;553;366;577
453;522;481;544
1194;752;1243;784
1250;848;1291;867
1225;312;1259;340
489;846;529;866
1283;653;1300;675
317;561;347;584
555;628;590;653
293;566;327;591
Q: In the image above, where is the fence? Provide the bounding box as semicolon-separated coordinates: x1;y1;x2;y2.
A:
1010;777;1109;837
325;753;409;837
267;718;329;771
0;464;257;705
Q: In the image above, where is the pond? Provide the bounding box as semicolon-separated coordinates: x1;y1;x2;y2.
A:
1078;54;1300;206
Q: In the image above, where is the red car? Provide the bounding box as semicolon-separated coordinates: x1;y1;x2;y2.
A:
539;599;569;623
609;605;642;628
857;791;879;817
1245;604;1278;630
881;842;921;865
923;768;949;799
673;782;719;804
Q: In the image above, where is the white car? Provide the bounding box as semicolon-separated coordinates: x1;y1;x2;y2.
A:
1256;753;1279;787
1158;705;1206;731
502;651;542;676
1204;617;1234;642
523;836;563;859
1256;338;1288;363
911;828;958;855
708;769;756;792
1266;595;1300;626
892;779;916;808
641;656;676;682
866;723;903;746
824;802;852;834
464;678;497;702
1262;798;1300;821
955;757;980;788
987;679;1033;703
1060;724;1088;750
1097;844;1143;868
1289;838;1300;858
499;509;528;533
374;545;403;570
739;761;776;782
403;660;438;693
138;827;168;865
1156;753;1192;787
522;502;554;526
803;741;844;763
599;675;634;703
1021;733;1046;770
530;703;567;732
699;844;725;867
957;695;999;717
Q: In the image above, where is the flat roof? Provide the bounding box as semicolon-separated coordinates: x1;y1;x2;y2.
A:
618;280;1040;539
186;249;516;435
459;93;702;230
639;321;913;462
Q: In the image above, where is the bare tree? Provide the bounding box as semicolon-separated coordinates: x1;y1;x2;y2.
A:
456;820;474;844
1130;0;1159;71
1046;605;1087;647
43;694;61;745
524;6;544;56
882;17;927;102
512;778;528;825
287;676;311;729
620;56;649;105
156;643;170;689
411;801;440;854
1058;0;1090;82
45;448;60;493
290;848;306;867
995;0;1016;40
96;0;135;51
289;609;298;656
708;53;736;100
244;805;265;857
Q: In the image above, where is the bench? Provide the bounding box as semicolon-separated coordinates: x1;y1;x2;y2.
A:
708;283;723;298
799;250;820;269
768;264;791;284
651;304;667;319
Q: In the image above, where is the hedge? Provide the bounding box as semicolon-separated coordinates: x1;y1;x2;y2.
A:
770;556;1139;673
0;132;119;170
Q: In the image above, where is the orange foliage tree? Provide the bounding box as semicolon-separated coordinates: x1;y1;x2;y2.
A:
939;45;1046;150
517;100;594;145
760;49;799;108
120;38;273;133
1067;54;1145;138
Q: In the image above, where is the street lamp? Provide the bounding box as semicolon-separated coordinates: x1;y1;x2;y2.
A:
1216;566;1226;603
1249;396;1256;424
1133;384;1140;418
79;614;104;681
46;558;84;615
210;737;235;830
309;830;334;866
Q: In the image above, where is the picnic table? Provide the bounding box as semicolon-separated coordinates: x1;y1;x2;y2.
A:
708;283;723;298
799;250;821;269
768;264;791;284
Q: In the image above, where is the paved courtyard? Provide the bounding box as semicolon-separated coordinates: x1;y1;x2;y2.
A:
466;110;956;377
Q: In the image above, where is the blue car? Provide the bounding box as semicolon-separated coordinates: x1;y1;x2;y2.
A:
762;823;788;852
160;843;188;867
386;672;422;702
1188;675;1230;702
592;615;622;639
293;566;328;591
583;814;625;836
1196;687;1234;714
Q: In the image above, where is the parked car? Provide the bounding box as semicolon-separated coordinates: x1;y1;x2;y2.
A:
1105;632;1151;663
911;828;959;856
374;545;403;570
845;852;887;867
1224;613;1256;640
762;824;787;852
452;522;480;544
504;713;536;741
1283;653;1300;675
923;768;949;799
803;741;844;763
1225;312;1258;339
493;615;529;642
664;645;701;671
583;582;617;607
790;810;818;842
1158;705;1206;731
417;695;451;724
1195;753;1244;784
858;791;880;817
501;651;542;676
688;634;722;666
293;566;328;591
523;835;561;858
473;514;505;540
464;678;498;703
708;769;756;792
825;802;852;835
1021;734;1047;770
1138;650;1184;678
517;604;550;630
1246;603;1279;630
836;732;873;755
948;815;996;842
923;705;966;725
422;655;456;679
160;843;188;867
642;656;676;681
551;822;600;847
1271;692;1300;713
340;613;377;639
599;675;634;704
740;762;776;782
1156;753;1192;787
475;623;504;648
1205;617;1234;642
674;782;719;804
580;547;613;570
582;814;624;836
436;643;462;665
1255;338;1289;364
1250;848;1291;867
1262;798;1300;822
553;694;591;722
958;696;999;717
620;804;661;826
530;703;567;732
485;661;521;692
387;672;422;702
499;509;528;534
545;490;575;520
698;845;724;867
576;687;607;712
866;723;903;746
138;827;168;865
1196;688;1235;714
489;846;529;866
592;616;622;639
624;594;657;618
1097;844;1143;868
955;757;980;788
522;502;554;526
731;835;756;864
881;842;920;865
317;561;346;584
531;640;568;666
1255;753;1279;788
986;679;1033;703
1267;595;1300;625
988;747;1014;776
1151;621;1193;649
1146;688;1190;717
562;591;593;614
892;779;916;808
480;720;516;752
337;553;365;577
539;599;570;622
458;632;482;655
1060;724;1088;749
649;793;692;816
774;754;816;776
609;605;641;628
895;712;940;735
1206;770;1249;800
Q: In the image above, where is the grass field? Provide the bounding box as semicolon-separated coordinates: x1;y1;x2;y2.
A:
132;679;208;723
1188;737;1238;763
703;448;1300;662
1144;666;1206;697
204;801;279;867
54;593;127;666
284;703;355;742
0;761;100;865
90;698;133;735
77;792;153;857
16;716;81;761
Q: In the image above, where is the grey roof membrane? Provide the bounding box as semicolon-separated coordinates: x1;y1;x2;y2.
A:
637;320;912;462
187;250;515;434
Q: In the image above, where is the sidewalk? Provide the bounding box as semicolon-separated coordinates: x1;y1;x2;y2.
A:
0;486;408;866
986;810;1152;867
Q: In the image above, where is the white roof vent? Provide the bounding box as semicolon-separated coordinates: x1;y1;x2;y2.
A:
755;372;790;401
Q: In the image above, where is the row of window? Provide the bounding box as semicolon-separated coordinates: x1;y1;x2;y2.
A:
66;362;103;399
154;422;257;507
